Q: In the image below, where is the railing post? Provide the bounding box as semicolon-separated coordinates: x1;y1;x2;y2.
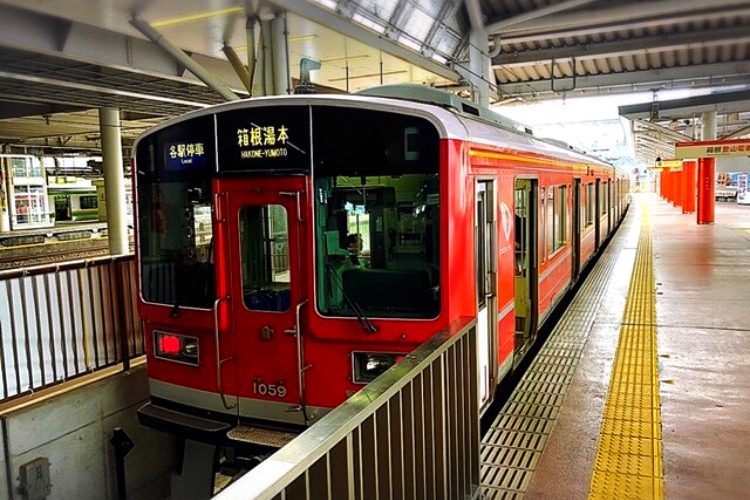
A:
111;260;130;372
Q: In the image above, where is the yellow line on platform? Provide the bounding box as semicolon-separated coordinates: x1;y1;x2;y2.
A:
589;203;664;499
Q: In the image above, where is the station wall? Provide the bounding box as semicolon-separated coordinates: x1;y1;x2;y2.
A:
0;365;178;500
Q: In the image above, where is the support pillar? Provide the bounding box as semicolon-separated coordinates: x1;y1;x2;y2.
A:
664;169;671;203
682;160;696;214
659;170;664;198
99;107;128;255
697;157;715;224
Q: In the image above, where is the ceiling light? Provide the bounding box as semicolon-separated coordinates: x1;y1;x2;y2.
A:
289;34;319;42
152;7;243;28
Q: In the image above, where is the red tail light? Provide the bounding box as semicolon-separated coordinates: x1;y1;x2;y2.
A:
154;331;199;365
159;335;181;355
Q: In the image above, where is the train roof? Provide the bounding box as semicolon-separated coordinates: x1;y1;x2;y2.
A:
134;86;619;175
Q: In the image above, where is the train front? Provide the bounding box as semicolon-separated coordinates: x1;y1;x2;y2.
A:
133;99;472;441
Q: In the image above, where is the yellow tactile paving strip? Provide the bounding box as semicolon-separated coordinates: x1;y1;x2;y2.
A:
589;204;663;499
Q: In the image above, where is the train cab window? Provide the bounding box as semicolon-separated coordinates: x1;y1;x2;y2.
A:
239;205;291;312
312;107;441;320
136;115;216;309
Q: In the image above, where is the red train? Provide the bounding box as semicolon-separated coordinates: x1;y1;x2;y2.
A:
135;85;628;445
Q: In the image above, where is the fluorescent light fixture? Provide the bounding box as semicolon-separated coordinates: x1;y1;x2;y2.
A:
152;7;243;28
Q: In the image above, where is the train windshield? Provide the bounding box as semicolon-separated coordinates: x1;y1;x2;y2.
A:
312;107;441;319
135;116;216;309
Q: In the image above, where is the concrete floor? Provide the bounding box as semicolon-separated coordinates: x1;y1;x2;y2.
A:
525;195;750;499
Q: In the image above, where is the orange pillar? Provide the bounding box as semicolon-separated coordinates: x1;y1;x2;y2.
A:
665;169;672;203
697;157;715;224
682;160;696;214
674;169;683;207
659;170;665;198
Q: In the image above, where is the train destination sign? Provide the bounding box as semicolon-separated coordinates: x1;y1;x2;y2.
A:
165;141;206;171
216;106;310;173
675;139;750;159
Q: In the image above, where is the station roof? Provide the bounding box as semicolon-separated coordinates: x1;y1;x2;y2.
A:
0;0;748;155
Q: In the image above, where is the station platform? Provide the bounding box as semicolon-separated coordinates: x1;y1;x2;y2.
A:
480;193;750;499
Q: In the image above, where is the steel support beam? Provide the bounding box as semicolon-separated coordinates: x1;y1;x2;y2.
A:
0;4;244;90
493;27;750;67
498;61;750;97
265;0;460;81
130;18;240;101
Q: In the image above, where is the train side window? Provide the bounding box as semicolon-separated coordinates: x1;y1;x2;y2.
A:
586;183;594;225
556;185;567;248
239;205;291;312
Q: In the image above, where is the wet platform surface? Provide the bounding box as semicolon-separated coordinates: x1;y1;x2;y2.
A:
482;194;750;498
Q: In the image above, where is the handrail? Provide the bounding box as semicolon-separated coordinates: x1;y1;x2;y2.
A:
0;253;135;280
214;316;479;500
0;256;143;403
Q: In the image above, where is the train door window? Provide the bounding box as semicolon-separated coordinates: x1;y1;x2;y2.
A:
600;182;608;215
239;205;291;312
476;190;486;308
586;183;594;225
556;185;567;248
579;186;586;229
515;187;527;276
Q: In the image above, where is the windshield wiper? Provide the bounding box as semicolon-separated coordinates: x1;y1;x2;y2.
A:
327;264;379;333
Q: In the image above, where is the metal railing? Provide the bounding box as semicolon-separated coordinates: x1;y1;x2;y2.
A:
215;317;479;500
0;255;143;402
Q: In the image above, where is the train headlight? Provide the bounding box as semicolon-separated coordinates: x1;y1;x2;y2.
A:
154;331;199;366
352;352;404;384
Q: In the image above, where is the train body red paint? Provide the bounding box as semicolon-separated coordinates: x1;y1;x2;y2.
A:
133;87;628;439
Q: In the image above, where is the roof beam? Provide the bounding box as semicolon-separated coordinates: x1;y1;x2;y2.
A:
493;27;750;67
265;0;460;81
486;0;599;33
722;124;750;139
493;4;750;44
498;61;750;98
490;0;750;36
0;70;210;108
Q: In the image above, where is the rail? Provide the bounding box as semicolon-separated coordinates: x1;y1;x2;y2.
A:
0;254;143;402
214;316;479;500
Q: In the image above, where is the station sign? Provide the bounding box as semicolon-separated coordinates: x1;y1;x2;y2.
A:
216;106;311;174
675;139;750;159
649;159;683;171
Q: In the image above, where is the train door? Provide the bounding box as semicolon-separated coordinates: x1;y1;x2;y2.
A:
572;178;581;281
594;178;601;249
475;180;497;408
513;179;538;364
220;180;308;425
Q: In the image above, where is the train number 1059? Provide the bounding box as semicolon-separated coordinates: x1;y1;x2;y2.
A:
253;380;287;398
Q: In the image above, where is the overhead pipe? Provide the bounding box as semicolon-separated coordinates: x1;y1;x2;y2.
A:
222;43;251;92
246;17;257;95
130;17;240;101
